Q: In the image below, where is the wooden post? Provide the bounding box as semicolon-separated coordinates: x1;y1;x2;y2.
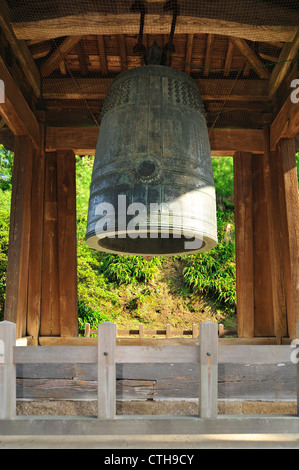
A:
84;323;91;338
139;323;144;339
277;139;299;339
166;324;171;339
199;321;218;419
56;150;78;337
297;323;299;416
4;136;33;338
27;128;46;344
0;321;16;419
97;322;116;419
252;154;275;336
192;323;199;339
263;128;288;341
234;152;254;337
40;152;60;336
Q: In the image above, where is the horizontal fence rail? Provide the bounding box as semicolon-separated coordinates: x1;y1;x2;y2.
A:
1;320;299;421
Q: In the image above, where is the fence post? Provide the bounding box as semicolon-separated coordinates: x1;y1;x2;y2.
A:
97;322;116;419
84;323;91;337
199;321;218;419
0;321;16;419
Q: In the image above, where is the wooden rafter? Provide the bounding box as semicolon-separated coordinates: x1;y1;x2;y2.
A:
230;37;270;80
0;56;40;147
117;35;127;72
76;40;89;76
0;0;40;97
184;34;194;75
97;35;108;75
203;34;214;77
40;35;83;77
223;40;234;77
269;28;299;98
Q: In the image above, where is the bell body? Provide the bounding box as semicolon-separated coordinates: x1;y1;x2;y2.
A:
86;65;218;256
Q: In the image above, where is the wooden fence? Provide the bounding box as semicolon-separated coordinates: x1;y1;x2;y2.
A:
1;320;298;421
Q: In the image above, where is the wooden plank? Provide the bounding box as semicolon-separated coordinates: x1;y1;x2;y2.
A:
277;138;299;339
234;152;254;338
40;152;60;336
56;150;78;337
269;28;299;98
0;321;16;418
41;35;83;77
252;154;274;337
230;37;270;79
46;127;264;154
4;136;33;338
115;345;200;363
97;322;116;419
97;36;108;75
0;57;40;147
263;128;288;340
42;77;269;102
14;346;97;364
199;321;218;418
27;127;45;345
0;0;40;97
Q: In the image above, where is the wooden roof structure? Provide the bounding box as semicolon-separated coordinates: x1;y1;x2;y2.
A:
0;0;299;344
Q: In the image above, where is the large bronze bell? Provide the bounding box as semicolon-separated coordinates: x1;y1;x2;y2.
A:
86;64;218;256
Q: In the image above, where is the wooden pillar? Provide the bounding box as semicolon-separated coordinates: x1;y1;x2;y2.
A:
40;152;60;336
234;152;254;338
276;138;299;339
27;128;46;344
4;136;33;339
56;150;78;337
40;150;78;338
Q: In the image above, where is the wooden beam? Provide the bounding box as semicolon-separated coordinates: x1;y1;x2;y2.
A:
270;92;299;150
117;35;127;72
0;0;40;97
4;136;33;338
41;35;83;77
0;127;14;151
234;152;254;338
230;37;270;80
269;28;299;98
42;77;269;102
76;40;89;76
0;57;40;147
46;127;265;155
11;14;299;43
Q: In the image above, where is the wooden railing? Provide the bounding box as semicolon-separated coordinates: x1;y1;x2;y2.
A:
0;320;298;421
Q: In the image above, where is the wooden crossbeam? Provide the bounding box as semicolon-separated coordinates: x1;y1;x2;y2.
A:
0;0;40;97
230;37;270;79
42;77;269;102
40;35;83;77
11;14;299;43
184;34;194;75
0;57;40;147
270;92;299;150
45;127;265;155
269;28;299;98
203;34;214;77
224;40;234;77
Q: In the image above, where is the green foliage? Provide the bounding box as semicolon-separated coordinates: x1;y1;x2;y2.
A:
0;145;14;191
99;254;162;284
182;210;236;313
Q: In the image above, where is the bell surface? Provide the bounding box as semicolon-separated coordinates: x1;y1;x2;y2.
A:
86;65;218;256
